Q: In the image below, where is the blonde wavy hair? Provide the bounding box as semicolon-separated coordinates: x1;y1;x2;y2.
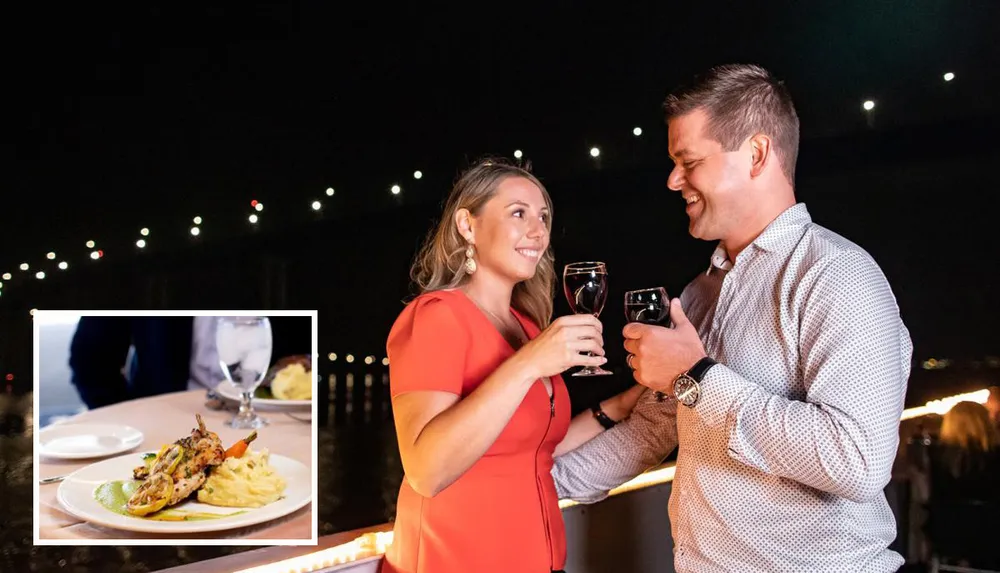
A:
410;158;556;328
940;401;1000;451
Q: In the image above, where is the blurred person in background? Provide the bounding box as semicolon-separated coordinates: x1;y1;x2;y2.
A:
68;315;311;409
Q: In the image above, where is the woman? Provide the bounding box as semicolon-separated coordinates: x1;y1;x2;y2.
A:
382;159;644;573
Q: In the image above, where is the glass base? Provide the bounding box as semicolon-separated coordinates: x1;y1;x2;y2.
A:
572;366;615;376
228;413;269;429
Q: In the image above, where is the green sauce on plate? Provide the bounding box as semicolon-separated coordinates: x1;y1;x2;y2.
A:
94;480;247;521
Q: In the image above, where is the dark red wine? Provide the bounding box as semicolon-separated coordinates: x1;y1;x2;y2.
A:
563;271;608;315
625;302;670;326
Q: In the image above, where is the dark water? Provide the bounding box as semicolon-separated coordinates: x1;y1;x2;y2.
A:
1;374;405;573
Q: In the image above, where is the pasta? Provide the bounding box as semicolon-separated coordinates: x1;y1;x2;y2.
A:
271;363;313;400
197;449;287;508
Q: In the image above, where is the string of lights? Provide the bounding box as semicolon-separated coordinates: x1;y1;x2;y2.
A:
0;71;960;303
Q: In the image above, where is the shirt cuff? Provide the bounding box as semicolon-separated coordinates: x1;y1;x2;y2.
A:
692;363;751;429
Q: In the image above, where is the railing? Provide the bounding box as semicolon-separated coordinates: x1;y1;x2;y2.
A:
155;387;993;573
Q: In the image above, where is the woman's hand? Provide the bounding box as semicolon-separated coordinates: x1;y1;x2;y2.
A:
514;314;607;380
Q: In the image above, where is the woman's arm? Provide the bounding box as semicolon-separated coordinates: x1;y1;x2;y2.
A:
393;314;607;498
554;384;645;458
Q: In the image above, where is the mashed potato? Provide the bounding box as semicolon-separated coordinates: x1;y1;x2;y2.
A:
197;449;287;508
271;363;312;400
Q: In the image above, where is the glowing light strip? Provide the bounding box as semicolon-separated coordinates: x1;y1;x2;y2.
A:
234;387;989;572
233;531;393;573
899;388;989;420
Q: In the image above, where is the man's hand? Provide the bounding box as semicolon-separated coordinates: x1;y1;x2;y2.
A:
623;298;707;395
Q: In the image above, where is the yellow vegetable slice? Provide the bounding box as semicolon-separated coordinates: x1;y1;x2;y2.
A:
126;473;174;517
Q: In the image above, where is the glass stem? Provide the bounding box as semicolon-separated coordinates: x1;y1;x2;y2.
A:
239;391;253;417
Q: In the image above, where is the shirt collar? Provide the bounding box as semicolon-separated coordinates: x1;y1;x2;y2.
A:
706;203;812;274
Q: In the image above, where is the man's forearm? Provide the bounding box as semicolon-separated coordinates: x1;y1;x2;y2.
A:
552;389;678;503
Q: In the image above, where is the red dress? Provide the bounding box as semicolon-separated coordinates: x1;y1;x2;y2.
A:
381;289;571;573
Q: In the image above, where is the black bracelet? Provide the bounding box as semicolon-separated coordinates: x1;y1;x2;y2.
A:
591;405;617;430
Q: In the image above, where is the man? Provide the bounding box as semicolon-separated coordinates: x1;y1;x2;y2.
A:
69;315;311;409
553;64;912;572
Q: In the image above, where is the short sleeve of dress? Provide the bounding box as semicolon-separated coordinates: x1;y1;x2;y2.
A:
386;293;469;398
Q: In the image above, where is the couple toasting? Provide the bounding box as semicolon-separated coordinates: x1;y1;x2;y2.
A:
381;64;912;573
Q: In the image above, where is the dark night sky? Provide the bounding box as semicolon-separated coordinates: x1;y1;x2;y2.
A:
5;1;1000;274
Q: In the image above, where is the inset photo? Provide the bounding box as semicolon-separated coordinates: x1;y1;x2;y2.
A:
32;310;318;546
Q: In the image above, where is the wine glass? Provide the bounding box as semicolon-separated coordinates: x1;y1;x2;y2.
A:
563;261;613;376
624;287;672;401
216;316;273;428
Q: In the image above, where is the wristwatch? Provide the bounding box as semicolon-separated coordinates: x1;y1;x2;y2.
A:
673;357;718;408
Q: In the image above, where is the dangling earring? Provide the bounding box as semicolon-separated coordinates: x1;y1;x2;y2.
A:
464;244;477;274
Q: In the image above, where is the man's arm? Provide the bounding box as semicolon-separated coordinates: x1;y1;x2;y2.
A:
552;387;678;503
694;251;912;503
68;317;132;409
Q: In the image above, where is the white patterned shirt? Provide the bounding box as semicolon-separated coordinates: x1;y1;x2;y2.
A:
552;203;912;573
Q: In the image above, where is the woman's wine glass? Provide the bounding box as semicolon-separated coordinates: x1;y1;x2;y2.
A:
563;262;613;376
624;287;672;401
216;316;273;428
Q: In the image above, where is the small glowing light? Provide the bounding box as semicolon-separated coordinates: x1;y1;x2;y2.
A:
90;251;100;260
862;100;875;111
19;263;29;271
326;187;335;196
413;170;423;180
390;184;401;195
311;200;322;211
85;240;95;249
140;227;149;236
255;202;263;212
97;250;104;257
382;357;390;366
590;147;601;158
35;271;45;280
248;214;258;224
136;239;146;249
193;216;202;225
29;309;36;317
190;227;200;236
1;273;9;280
365;356;374;365
514;149;523;159
58;262;68;270
251;199;258;207
346;354;355;363
633;127;642;136
943;72;955;82
328;352;337;362
46;252;56;260
3;374;10;381
0;281;3;288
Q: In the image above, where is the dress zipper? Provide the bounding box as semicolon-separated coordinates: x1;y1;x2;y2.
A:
536;385;555;571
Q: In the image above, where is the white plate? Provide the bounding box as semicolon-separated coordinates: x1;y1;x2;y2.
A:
56;451;312;534
215;379;311;411
38;423;145;460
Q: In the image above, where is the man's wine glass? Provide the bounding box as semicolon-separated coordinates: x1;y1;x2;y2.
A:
624;287;672;401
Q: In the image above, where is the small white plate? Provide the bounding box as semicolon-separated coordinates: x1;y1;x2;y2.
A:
38;423;145;460
56;451;312;534
215;380;311;411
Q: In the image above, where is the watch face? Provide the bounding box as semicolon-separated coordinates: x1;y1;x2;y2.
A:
674;375;699;407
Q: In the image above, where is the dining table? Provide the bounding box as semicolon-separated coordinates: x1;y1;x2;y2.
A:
36;389;314;542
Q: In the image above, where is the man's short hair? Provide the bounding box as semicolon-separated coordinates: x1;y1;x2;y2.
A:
664;64;800;185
